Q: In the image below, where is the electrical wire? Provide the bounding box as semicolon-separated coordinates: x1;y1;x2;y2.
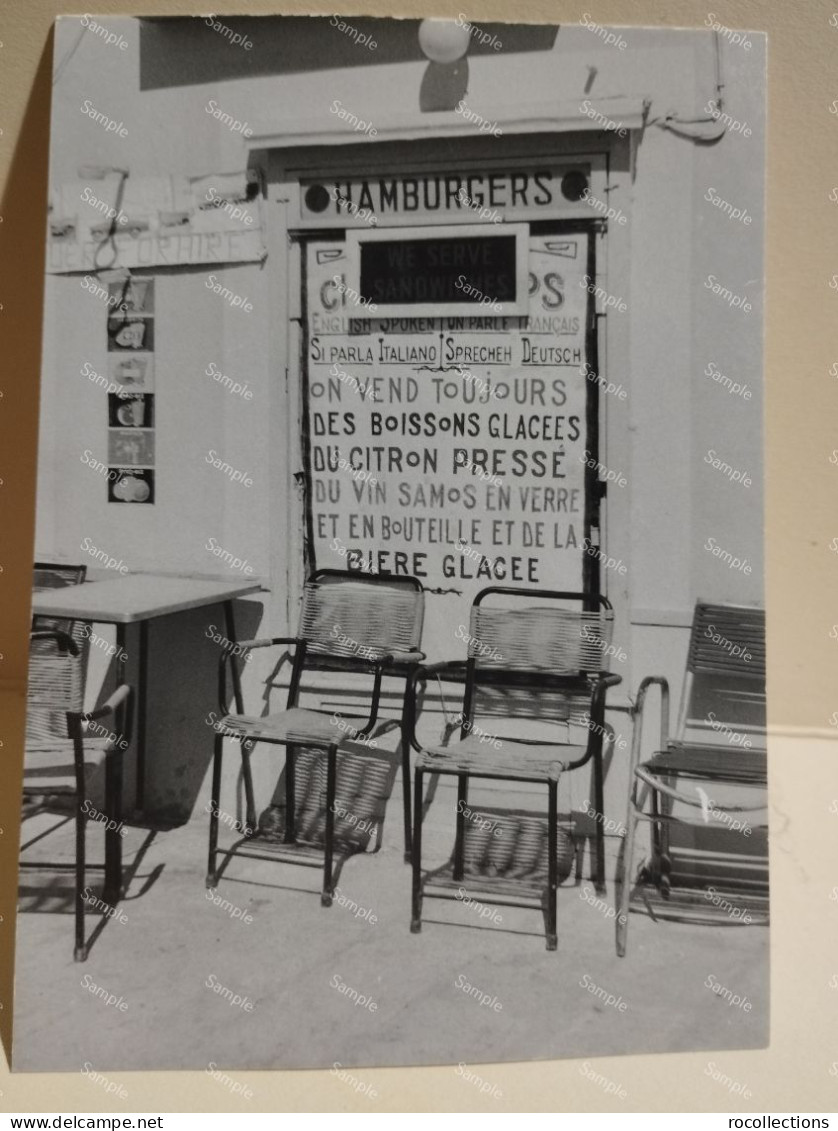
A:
645;30;729;142
52;24;88;87
92;171;130;271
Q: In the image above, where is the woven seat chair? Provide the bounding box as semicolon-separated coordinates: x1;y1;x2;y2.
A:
23;617;133;961
407;587;622;951
206;569;425;904
615;601;767;956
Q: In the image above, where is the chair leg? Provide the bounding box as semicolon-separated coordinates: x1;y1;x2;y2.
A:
322;745;337;907
400;697;412;863
206;733;223;888
285;744;297;844
103;750;124;906
74;801;88;962
593;748;606;895
240;738;256;833
453;775;468;882
616;785;639;958
411;766;424;933
546;779;558;951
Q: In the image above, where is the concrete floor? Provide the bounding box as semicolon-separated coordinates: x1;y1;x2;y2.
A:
12;732;768;1074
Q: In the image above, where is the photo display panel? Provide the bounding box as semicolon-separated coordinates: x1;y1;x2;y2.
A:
304;230;592;619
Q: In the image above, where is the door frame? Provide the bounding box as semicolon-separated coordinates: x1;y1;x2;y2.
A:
259;132;632;690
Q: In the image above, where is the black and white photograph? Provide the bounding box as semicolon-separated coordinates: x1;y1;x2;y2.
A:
15;11;766;1083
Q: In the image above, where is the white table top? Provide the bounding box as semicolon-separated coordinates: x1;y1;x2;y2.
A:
31;573;263;624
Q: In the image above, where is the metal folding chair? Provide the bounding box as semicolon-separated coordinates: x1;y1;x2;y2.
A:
22;613;132;960
616;601;767;956
206;569;425;904
408;587;622;951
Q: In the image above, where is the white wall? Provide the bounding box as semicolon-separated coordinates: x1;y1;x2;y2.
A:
38;18;765;820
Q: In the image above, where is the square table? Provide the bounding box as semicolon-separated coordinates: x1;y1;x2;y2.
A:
31;573;263;812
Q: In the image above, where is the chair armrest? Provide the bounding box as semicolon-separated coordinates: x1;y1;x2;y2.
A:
628;676;670;777
634;767;766;814
561;672;623;770
80;683;134;749
405;661;469;753
226;636;300;651
218;637;303;713
30;629;79;656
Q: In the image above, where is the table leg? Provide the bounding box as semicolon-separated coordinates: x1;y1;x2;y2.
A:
223;600;255;830
223;600;245;715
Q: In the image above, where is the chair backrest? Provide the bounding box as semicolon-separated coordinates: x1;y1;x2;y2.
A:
676;601;766;750
32;562;88;641
28;563;90;740
289;570;424;696
462;587;614;729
